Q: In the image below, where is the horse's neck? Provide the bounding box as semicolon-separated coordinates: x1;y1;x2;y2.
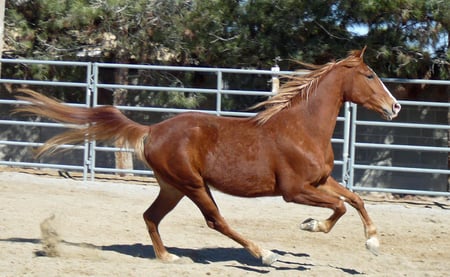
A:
292;73;344;143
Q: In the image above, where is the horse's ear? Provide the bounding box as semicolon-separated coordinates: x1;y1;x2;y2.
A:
349;46;367;59
359;46;367;58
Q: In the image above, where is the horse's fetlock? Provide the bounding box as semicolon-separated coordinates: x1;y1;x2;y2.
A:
366;225;378;238
206;220;216;229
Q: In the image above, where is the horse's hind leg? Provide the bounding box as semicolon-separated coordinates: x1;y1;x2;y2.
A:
143;178;184;262
188;186;279;265
317;177;379;254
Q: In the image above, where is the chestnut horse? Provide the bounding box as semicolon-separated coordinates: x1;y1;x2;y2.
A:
15;48;400;265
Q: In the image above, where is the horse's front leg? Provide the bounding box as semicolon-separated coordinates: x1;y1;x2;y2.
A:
283;177;379;255
282;182;347;234
316;177;379;255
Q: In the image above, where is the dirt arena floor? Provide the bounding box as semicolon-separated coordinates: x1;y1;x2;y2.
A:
0;170;449;276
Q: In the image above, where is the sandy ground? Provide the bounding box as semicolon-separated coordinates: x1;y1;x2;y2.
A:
0;171;449;277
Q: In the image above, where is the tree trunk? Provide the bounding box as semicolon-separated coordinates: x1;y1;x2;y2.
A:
113;66;134;176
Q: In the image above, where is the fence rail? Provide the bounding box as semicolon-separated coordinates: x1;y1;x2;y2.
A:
0;58;449;197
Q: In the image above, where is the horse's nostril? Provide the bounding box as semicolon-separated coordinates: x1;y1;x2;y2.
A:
393;102;401;113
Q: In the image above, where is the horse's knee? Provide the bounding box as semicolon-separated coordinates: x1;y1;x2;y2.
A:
205;217;234;236
347;194;365;209
334;199;347;216
329;200;346;222
205;218;225;231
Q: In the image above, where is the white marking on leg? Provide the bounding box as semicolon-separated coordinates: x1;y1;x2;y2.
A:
261;249;279;265
159;253;181;263
300;218;320;232
365;237;380;256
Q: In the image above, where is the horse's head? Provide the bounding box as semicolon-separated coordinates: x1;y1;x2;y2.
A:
343;47;401;120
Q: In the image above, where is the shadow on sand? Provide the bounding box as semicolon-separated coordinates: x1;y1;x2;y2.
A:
0;237;365;274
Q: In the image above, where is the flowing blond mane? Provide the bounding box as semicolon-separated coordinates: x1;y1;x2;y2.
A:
252;50;364;125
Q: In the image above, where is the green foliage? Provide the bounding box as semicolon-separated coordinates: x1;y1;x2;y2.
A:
343;0;449;78
4;0;450;81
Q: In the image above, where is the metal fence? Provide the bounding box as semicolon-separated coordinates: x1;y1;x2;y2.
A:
0;59;448;197
348;96;450;196
0;59;92;178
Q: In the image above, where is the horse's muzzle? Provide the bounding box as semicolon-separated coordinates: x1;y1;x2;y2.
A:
383;102;401;121
393;102;401;115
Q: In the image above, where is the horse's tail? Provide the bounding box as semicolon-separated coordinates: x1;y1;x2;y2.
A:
14;89;150;161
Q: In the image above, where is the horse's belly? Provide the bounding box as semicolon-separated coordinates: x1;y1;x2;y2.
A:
204;168;278;197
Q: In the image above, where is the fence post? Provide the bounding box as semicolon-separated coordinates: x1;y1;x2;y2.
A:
271;60;280;94
82;62;93;181
89;63;100;181
216;70;222;116
341;102;352;187
347;103;358;191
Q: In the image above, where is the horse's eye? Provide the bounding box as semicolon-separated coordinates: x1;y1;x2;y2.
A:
367;74;374;80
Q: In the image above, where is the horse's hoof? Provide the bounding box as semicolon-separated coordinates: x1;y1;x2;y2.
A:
161;253;181;263
300;218;319;232
365;237;380;256
261;249;279;265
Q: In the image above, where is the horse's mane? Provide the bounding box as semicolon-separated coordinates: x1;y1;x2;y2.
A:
252;50;364;125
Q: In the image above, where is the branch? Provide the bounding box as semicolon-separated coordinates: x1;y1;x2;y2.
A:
209;33;239;43
314;21;349;41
